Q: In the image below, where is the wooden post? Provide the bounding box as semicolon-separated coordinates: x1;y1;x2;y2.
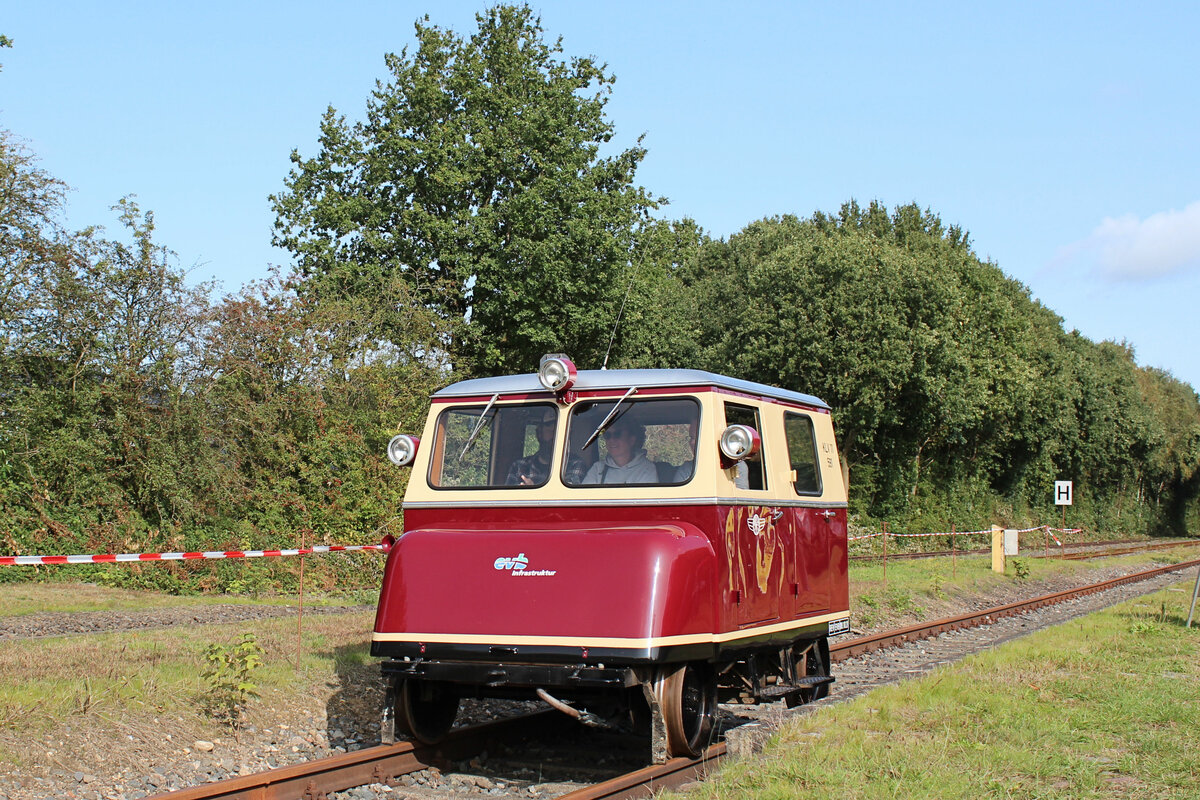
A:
1187;565;1200;628
1044;525;1048;558
296;532;306;669
951;523;957;580
882;521;888;593
991;524;1005;574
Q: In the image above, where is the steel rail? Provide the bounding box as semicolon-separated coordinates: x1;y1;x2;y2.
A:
830;556;1200;660
144;711;564;800
1056;541;1200;561
556;743;726;800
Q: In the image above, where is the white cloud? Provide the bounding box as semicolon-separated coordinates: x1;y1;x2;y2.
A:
1086;201;1200;281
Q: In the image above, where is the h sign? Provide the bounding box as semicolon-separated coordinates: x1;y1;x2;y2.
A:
1055;480;1073;506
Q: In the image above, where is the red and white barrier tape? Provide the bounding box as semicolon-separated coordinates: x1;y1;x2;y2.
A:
887;528;994;539
850;524;1083;544
0;543;386;567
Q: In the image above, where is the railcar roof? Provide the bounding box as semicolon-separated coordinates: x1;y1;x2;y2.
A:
433;368;829;409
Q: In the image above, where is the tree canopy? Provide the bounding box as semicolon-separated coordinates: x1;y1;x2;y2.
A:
271;5;656;374
678;202;1200;532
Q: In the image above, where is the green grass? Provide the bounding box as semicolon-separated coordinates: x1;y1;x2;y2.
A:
692;581;1200;799
0;610;377;759
2;545;1197;782
0;581;372;617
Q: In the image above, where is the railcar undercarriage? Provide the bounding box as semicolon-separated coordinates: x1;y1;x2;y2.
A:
379;636;833;763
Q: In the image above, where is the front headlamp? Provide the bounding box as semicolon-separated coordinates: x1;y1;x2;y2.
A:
386;434;420;467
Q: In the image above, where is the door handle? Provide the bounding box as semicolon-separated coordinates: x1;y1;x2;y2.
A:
820;509;837;520
772;509;784;521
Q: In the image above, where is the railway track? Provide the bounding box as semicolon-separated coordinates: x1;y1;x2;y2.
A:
144;555;1200;800
1054;539;1200;561
142;711;572;800
847;537;1200;563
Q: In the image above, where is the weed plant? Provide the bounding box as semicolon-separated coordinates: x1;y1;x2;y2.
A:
201;633;266;727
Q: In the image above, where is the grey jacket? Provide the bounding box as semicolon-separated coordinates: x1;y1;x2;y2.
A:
582;451;659;484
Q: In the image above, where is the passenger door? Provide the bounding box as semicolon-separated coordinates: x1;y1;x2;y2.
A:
722;402;790;627
784;412;831;615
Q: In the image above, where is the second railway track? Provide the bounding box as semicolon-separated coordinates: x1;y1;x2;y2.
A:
847;537;1200;563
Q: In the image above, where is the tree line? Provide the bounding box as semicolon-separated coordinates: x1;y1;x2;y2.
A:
1;8;1197;592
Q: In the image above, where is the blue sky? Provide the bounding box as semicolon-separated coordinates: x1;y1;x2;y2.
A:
3;2;1198;389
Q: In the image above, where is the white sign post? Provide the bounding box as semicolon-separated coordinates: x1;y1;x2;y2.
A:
1054;480;1073;535
1188;566;1200;628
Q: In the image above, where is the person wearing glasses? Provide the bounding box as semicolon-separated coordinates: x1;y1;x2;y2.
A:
506;409;559;486
581;418;658;484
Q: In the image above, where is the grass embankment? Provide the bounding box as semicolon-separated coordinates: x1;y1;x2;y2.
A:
690;581;1200;799
0;608;378;773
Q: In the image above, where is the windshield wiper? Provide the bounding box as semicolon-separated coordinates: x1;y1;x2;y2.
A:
459;393;499;460
581;387;638;451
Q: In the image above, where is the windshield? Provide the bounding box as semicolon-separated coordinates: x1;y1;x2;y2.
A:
428;403;558;489
564;398;700;486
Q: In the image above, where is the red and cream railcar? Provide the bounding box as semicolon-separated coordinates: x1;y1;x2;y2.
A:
373;357;850;761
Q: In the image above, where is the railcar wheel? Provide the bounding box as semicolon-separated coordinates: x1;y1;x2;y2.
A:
395;679;459;744
654;663;716;758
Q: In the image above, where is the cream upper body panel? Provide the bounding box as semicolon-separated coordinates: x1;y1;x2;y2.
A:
401;381;846;508
715;396;846;505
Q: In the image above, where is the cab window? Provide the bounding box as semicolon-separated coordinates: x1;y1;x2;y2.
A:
428;403;557;489
564;398;700;486
784;412;822;495
723;402;766;490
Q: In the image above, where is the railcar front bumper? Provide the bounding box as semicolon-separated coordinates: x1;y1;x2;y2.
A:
380;657;638;690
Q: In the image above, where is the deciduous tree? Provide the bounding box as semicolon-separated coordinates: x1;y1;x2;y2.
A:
272;4;656;374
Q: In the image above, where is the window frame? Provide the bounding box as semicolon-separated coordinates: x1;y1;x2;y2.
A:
722;401;768;491
783;411;823;497
426;401;559;490
562;396;702;488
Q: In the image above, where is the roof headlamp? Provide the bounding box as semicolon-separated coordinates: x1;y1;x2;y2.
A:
538;354;577;393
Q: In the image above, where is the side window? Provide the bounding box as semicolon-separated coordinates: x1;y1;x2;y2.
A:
723;402;766;491
784;413;822;496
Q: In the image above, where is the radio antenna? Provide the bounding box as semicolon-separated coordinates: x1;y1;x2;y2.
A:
601;263;639;370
